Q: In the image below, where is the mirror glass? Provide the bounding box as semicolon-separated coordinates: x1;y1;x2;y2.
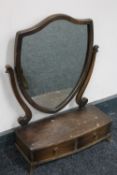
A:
21;19;88;109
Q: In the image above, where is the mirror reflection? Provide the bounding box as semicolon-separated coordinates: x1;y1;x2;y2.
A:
21;20;88;109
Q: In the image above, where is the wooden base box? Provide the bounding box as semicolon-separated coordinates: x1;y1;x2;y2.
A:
15;105;112;174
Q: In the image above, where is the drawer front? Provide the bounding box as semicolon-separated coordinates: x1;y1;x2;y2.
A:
33;140;75;162
78;124;111;148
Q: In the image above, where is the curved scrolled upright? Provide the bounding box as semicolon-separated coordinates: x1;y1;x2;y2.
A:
76;45;99;108
6;65;32;126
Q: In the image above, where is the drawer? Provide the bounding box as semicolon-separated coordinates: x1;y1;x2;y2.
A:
33;140;75;162
78;124;110;148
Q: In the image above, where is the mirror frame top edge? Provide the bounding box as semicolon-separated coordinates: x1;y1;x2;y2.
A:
14;13;94;113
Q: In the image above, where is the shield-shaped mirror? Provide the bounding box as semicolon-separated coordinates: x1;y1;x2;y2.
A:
15;14;93;113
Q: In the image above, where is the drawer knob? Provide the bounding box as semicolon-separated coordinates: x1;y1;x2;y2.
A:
53;147;58;155
93;132;98;139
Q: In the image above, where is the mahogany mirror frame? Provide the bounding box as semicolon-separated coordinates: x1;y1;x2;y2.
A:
6;14;99;126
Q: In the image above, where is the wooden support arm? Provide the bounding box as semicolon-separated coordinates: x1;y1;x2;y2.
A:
76;45;99;108
6;65;32;126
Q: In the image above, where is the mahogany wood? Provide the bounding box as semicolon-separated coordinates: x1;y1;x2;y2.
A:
6;65;32;125
76;45;99;108
15;105;112;173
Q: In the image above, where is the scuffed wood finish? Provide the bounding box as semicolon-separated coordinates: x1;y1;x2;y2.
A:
15;105;112;168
